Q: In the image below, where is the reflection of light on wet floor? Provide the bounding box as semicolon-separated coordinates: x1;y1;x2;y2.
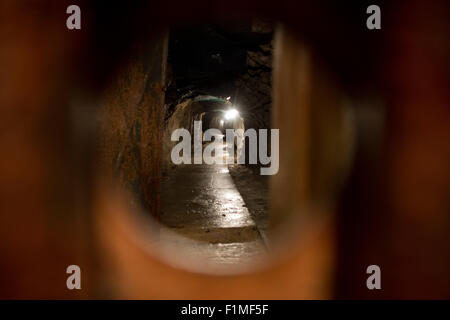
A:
223;191;240;201
226;213;244;220
160;148;265;269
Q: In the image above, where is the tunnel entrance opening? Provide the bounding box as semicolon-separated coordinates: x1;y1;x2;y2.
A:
159;21;274;271
96;15;357;277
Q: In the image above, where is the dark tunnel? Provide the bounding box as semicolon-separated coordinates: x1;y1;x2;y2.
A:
158;22;273;269
1;0;450;300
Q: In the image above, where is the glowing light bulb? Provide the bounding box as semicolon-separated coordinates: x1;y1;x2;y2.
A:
224;109;239;120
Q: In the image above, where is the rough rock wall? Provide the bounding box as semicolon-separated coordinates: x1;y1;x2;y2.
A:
234;19;273;131
98;34;168;219
162;100;204;174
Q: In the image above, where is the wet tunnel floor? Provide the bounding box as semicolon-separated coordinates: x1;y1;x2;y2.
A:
160;158;268;270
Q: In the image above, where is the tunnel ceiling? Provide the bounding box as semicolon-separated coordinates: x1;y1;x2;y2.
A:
165;21;273;121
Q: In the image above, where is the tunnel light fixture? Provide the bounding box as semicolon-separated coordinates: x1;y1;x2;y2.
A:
224;109;239;120
226;96;231;101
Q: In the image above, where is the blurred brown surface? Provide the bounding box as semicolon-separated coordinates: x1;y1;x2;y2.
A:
0;0;449;299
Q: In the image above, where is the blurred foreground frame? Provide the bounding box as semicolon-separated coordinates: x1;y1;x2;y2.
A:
0;0;449;299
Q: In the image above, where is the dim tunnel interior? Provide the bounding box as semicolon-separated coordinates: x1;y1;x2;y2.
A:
161;21;273;268
4;0;450;299
98;20;274;270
